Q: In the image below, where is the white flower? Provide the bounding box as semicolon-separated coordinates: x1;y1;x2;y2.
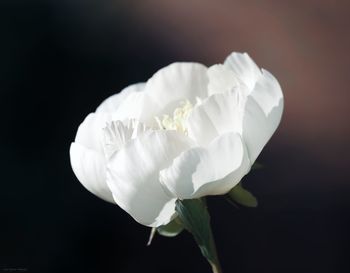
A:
70;52;284;227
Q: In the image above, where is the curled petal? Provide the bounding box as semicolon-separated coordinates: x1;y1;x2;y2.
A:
106;130;194;227
70;142;114;203
96;83;145;113
160;132;250;199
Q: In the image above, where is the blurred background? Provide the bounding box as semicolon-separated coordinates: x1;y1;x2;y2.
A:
1;0;349;272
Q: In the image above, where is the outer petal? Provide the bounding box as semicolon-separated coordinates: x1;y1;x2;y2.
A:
141;62;209;121
70;143;114;203
224;52;261;90
250;69;283;117
240;68;283;162
159;132;250;199
74;113;112;153
96;83;145;113
106;130;194;227
224;52;283;130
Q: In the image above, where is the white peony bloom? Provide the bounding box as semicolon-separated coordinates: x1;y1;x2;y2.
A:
70;52;284;227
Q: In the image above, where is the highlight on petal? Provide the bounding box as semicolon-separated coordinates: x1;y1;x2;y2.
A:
106;130;194;227
159;132;250;199
96;83;145;113
224;52;261;90
142;62;209;120
70;142;115;203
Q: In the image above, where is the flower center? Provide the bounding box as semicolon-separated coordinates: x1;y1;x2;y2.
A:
155;100;194;134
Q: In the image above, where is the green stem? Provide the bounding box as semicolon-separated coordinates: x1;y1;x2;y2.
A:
175;199;223;273
208;224;222;273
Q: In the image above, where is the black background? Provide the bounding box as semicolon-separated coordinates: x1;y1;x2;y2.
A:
1;1;349;273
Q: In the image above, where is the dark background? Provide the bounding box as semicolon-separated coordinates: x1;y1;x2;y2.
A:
1;0;349;272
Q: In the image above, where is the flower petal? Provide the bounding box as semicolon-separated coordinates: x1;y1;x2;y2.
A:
111;91;153;124
250;69;284;117
188;70;283;163
142;62;208;120
224;52;283;123
224;52;261;90
102;119;148;159
106;130;194;227
187;89;245;146
242;77;283;164
74;113;112;153
96;83;145;113
70;142;114;203
207;64;241;96
159;132;250;199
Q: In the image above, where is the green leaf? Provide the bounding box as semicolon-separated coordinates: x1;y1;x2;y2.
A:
157;218;184;237
227;183;258;207
176;199;222;273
